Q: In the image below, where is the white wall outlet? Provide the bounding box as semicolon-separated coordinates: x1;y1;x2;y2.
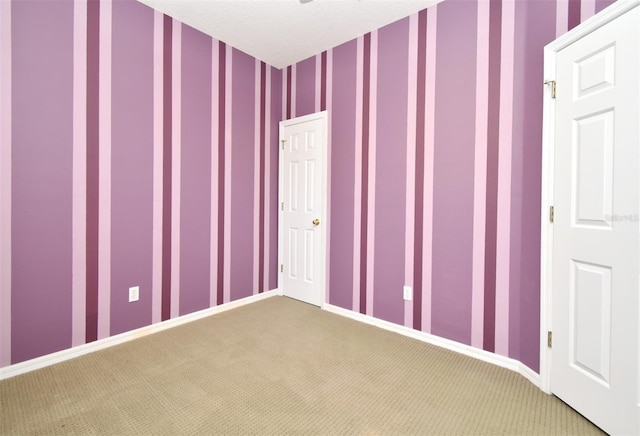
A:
128;286;140;302
403;286;412;301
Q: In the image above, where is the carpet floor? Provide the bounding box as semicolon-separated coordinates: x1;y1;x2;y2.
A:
0;296;603;435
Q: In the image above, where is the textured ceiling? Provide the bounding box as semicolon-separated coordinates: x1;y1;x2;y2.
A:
137;0;443;69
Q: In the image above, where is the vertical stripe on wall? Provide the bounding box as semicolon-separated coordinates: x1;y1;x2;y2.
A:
0;0;11;367
179;24;212;316
294;56;315;116
72;0;88;347
215;42;225;305
210;39;219;307
374;19;409;325
365;30;377;317
315;54;322;113
253;59;261;295
291;63;297;117
495;0;516;356
152;11;164;324
321;51;328;112
170;21;181;319
404;14;418;329
483;0;503;352
263;66;271;293
471;0;490;349
325;48;333;303
230;50;256;301
568;0;581;30
269;68;281;291
359;34;372;315
110;0;154;335
285;66;290;120
98;0;112;339
258;62;267;293
353;36;364;313
216;41;226;306
581;0;596;21
161;15;172;322
329;40;357;311
431;0;477;345
86;0;99;343
556;0;569;37
223;44;232;304
421;6;437;334
12;0;74;361
412;9;428;332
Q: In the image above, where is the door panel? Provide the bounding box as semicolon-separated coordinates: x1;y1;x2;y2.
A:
552;7;639;435
280;113;326;307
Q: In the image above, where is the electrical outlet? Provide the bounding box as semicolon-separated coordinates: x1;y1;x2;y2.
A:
128;286;139;302
403;286;412;301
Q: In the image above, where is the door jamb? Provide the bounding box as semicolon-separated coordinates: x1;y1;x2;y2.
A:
278;111;329;308
539;0;640;395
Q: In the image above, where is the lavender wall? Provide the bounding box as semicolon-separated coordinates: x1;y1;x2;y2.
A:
286;0;616;373
0;0;616;371
0;0;282;366
10;0;74;363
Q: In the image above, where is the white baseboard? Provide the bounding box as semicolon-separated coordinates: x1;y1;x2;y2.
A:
0;289;282;381
323;303;541;389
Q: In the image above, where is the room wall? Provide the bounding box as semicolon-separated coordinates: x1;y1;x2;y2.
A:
0;0;282;367
285;0;615;373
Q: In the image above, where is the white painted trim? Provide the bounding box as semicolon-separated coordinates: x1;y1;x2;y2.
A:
0;290;282;381
278;111;329;308
540;0;640;396
324;303;540;388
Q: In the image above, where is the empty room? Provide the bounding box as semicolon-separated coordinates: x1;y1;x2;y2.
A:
1;0;639;434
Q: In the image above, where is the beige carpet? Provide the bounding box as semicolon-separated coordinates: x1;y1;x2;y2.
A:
1;296;602;435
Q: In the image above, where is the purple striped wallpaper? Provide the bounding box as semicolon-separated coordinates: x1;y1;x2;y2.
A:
1;0;281;366
0;0;615;372
288;0;615;372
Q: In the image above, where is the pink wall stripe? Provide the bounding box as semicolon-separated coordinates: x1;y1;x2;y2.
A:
170;21;181;319
0;0;12;367
471;0;491;349
352;36;364;313
223;44;232;303
152;11;164;324
315;54;322;113
556;0;569;37
263;66;271;292
282;67;287;121
365;30;378;317
72;0;88;346
404;14;419;329
495;0;516;357
98;0;112;339
291;64;297;118
210;39;219;306
421;6;437;334
253;59;261;295
581;0;596;22
325;48;333;303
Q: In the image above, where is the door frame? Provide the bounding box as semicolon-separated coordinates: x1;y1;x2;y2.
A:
278;110;329;308
539;0;640;395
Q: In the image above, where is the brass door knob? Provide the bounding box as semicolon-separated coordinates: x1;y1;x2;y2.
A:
312;219;320;226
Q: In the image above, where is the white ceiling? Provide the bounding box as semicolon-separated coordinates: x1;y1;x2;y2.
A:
138;0;443;69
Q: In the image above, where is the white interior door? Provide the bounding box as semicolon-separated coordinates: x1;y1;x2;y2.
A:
551;6;640;435
279;112;327;307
